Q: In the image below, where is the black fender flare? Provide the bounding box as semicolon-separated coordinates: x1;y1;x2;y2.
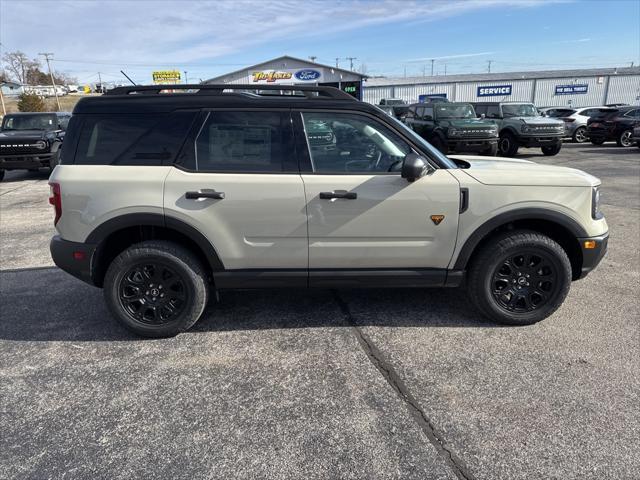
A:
499;126;518;138
85;213;224;271
452;208;587;270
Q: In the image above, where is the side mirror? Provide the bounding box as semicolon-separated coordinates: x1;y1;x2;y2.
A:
401;153;428;182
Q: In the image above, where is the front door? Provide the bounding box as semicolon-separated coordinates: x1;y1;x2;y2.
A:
164;110;308;282
296;110;460;284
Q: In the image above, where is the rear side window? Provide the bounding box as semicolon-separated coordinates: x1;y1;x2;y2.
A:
193;111;292;172
74;112;196;165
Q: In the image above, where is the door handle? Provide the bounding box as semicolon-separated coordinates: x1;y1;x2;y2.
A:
185;190;225;200
319;190;357;200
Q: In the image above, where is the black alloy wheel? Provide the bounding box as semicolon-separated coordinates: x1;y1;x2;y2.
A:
491;251;558;313
118;261;189;325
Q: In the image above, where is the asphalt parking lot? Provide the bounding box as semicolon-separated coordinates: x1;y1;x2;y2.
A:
1;143;639;480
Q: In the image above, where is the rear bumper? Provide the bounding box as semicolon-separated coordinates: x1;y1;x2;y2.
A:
0;153;54;169
50;235;97;286
577;232;609;279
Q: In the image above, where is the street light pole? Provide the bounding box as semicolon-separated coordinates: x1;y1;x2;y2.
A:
184;71;188;84
39;52;61;111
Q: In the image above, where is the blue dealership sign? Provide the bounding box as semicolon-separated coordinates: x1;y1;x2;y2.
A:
555;84;588;95
294;69;322;81
477;85;512;97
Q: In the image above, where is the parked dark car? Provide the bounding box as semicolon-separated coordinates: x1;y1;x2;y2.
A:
632;123;640;148
587;106;640;146
0;112;71;181
378;98;409;120
405;102;499;155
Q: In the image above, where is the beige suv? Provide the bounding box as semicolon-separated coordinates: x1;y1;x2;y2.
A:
49;85;608;337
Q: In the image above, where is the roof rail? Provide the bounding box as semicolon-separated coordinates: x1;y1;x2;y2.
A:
105;83;357;100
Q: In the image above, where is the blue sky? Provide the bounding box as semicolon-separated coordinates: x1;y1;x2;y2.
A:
1;0;638;85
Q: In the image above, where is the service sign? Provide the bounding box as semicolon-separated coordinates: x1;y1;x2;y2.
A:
477;85;512;97
152;70;181;84
555;84;588;95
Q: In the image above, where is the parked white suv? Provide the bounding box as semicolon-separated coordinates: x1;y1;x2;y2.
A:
49;85;608;337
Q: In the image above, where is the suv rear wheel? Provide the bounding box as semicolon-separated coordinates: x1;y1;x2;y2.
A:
617;129;633;147
103;240;209;337
0;170;4;182
498;131;519;156
467;231;571;325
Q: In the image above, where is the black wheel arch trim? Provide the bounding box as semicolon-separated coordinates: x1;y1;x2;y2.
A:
85;213;225;271
452;208;588;270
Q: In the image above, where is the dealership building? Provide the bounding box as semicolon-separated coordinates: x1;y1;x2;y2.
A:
204;55;367;99
362;67;640;107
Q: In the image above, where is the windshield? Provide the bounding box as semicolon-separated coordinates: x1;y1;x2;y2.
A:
502;104;539;118
434;103;476;119
386;115;458;169
1;114;58;131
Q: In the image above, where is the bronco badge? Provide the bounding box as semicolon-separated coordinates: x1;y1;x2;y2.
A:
431;215;445;225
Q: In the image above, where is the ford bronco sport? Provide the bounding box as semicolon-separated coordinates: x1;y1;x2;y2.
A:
0;111;71;181
49;84;608;337
404;102;498;155
471;102;564;156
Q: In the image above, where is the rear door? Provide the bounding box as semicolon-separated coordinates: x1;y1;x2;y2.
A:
164;109;308;279
294;110;460;284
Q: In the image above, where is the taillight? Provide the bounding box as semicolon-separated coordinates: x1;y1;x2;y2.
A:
562;118;575;123
49;182;62;225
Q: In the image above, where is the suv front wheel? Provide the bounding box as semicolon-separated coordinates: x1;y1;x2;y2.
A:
498;132;519;156
467;231;571;325
541;143;562;156
103;240;209;337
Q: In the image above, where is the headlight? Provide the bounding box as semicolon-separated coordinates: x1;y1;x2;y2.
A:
555;125;565;132
449;128;462;136
521;124;530;133
34;140;47;149
592;186;603;219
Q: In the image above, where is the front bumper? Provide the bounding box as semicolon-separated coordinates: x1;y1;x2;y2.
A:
0;153;54;169
448;138;498;152
577;232;609;279
518;135;563;148
50;235;98;286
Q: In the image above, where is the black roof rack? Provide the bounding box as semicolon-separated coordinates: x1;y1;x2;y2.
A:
105;83;356;100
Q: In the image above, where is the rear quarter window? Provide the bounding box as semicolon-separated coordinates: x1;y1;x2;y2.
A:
74;112;196;165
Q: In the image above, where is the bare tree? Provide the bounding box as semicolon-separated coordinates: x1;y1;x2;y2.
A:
2;50;39;84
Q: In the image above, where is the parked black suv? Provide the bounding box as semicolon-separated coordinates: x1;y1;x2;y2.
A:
0;112;71;181
587;106;640;147
404;102;498;155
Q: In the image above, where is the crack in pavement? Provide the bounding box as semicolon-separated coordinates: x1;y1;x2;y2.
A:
332;290;474;480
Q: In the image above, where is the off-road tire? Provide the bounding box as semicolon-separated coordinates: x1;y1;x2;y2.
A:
498;131;519;156
541;143;562;156
49;150;61;172
103;240;208;338
616;129;633;147
430;135;448;154
0;170;4;182
482;143;499;156
467;230;572;326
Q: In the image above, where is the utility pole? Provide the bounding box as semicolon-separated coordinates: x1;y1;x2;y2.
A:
184;71;188;84
97;71;103;92
346;57;357;71
430;59;435;76
335;57;340;68
39;52;61;111
0;83;6;116
487;60;493;73
309;56;317;63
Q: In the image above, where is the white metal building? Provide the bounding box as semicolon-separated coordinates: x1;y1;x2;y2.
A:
204;55;367;99
363;67;640;107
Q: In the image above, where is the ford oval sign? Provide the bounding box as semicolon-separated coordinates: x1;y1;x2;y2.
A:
294;69;322;81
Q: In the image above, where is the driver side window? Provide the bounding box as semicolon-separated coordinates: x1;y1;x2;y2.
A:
301;112;411;174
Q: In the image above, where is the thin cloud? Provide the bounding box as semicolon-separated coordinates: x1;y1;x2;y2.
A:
405;52;497;63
